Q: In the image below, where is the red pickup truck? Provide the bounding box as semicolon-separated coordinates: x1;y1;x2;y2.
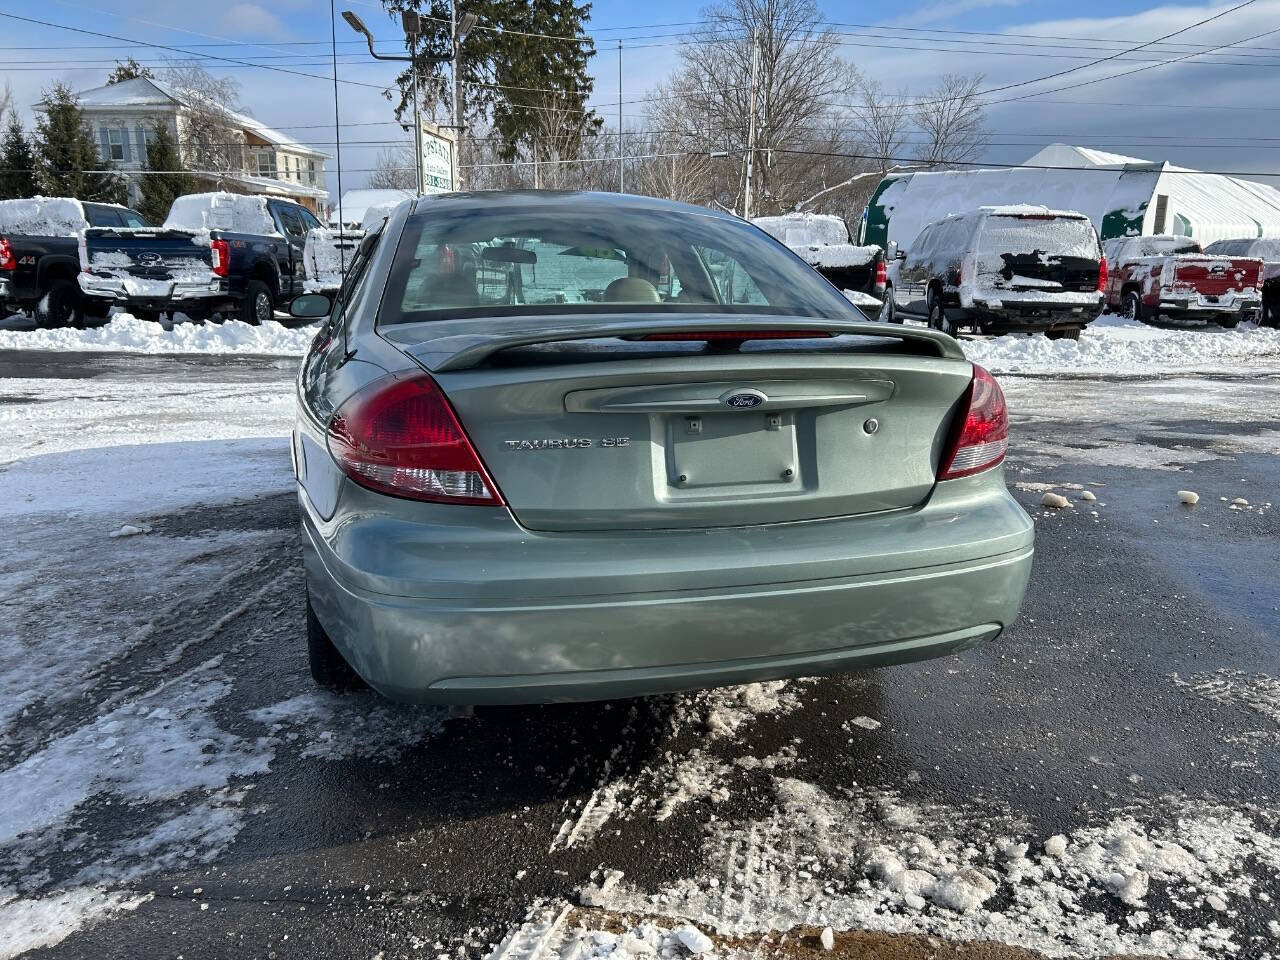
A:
1102;235;1263;328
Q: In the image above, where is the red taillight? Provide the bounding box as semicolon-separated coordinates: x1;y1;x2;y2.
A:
1096;255;1108;292
640;330;833;341
210;238;230;277
327;373;503;505
938;364;1008;481
874;258;888;288
0;237;15;271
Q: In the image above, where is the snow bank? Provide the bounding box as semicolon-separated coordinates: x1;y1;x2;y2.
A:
164;192;278;235
753;213;851;246
0;313;315;355
0;196;86;236
967;313;1280;375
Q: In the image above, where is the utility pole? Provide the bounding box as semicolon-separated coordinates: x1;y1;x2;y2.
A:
409;29;423;194
452;0;460;190
617;40;624;193
743;28;759;220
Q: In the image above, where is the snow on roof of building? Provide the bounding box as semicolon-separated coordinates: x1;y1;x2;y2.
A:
218;171;329;201
1024;143;1153;169
70;77;328;160
331;189;416;227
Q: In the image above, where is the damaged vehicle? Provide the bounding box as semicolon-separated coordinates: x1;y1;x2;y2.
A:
885;206;1106;339
291;191;1034;705
752;213;888;315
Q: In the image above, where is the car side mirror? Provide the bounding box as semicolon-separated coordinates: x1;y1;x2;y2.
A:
290;293;332;319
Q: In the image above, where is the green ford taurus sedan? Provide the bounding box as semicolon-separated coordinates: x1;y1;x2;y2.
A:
291;191;1033;704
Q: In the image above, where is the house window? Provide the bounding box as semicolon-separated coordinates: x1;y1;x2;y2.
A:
107;128;125;161
255;150;278;179
307;159;316;185
140;127;157;164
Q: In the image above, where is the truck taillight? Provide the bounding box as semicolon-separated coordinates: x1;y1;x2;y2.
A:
1097;255;1108;292
327;373;504;505
874;258;887;288
210;238;230;277
938;364;1008;481
0;237;14;271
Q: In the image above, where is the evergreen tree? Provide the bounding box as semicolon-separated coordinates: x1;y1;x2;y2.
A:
137;121;195;224
32;82;125;202
385;0;600;164
0;112;38;200
107;58;155;85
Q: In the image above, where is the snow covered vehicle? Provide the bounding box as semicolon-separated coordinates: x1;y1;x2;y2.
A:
885;206;1106;340
78;192;324;324
1102;235;1263;328
1202;237;1279;328
302;197;407;294
752;213;887;313
0;197;151;327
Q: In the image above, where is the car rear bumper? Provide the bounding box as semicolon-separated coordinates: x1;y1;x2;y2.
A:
967;295;1105;330
300;473;1035;705
1150;296;1260;318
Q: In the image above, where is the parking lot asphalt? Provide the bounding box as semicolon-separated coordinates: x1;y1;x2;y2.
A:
0;352;1277;960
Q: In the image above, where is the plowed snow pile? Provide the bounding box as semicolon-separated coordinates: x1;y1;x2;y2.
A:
967;314;1280;375
0;313;316;355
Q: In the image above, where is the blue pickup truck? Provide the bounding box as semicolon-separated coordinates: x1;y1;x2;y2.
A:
79;192;324;324
0;197;151;327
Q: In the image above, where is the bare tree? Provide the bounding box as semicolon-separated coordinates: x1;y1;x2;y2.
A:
367;144;416;190
0;82;13;121
852;76;910;174
912;73;988;169
162;62;247;178
646;0;859;216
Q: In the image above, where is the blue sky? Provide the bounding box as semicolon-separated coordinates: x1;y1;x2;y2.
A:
1;0;1278;197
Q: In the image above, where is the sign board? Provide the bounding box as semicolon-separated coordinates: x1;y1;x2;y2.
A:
419;121;456;194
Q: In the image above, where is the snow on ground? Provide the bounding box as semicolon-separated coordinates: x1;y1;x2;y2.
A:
582;777;1280;959
967;313;1280;376
0;312;316;355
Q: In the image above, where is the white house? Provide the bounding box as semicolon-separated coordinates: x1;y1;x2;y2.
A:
64;76;329;215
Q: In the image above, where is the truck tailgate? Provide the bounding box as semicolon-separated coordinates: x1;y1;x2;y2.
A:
82;228;217;292
1170;256;1263;296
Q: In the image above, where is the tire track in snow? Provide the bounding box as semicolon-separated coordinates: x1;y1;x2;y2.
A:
485;903;572;960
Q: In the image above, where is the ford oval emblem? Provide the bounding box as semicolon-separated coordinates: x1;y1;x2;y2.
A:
137;252;162;265
723;391;766;409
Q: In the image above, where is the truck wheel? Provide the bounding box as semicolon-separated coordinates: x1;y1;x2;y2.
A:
1124;290;1146;324
306;588;366;691
239;280;274;326
1218;313;1240;330
35;280;83;329
927;288;956;336
81;299;112;324
880;288;899;324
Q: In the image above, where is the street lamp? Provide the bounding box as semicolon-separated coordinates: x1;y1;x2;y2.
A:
342;9;458;196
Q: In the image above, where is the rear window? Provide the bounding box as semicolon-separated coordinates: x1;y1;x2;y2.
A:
381;205;857;324
975;215;1099;273
1136;237;1201;256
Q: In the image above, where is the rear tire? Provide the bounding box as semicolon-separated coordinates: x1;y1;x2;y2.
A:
1124;290;1146;324
239;280;274;326
880;288;899;324
35;279;83;328
306;589;366;690
927;288;956;336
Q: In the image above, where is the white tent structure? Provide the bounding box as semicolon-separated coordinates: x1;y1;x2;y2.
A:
860;144;1280;251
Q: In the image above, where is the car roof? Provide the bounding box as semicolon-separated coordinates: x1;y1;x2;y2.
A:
408;190;743;223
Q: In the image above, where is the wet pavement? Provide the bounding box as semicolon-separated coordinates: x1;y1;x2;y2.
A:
0;353;1277;959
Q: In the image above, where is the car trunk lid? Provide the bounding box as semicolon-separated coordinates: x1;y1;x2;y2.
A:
387;317;973;532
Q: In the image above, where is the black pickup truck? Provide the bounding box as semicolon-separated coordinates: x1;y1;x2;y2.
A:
79;192;325;324
0;198;151;327
751;212;888;315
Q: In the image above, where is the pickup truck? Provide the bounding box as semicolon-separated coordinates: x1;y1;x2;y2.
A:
752;213;887;316
79;192;325;324
1102;235;1263;328
0;197;150;327
1204;237;1280;328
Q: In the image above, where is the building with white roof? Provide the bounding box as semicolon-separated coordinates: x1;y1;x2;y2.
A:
60;76;328;214
860;143;1280;252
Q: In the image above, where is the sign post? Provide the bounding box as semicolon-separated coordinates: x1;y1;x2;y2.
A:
419;120;457;194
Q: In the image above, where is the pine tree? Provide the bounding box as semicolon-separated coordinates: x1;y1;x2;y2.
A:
33;82;126;203
137;121;196;224
0;112;38;200
107;58;154;85
386;0;600;165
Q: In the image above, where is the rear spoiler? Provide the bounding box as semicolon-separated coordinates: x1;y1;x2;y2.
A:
389;315;967;371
